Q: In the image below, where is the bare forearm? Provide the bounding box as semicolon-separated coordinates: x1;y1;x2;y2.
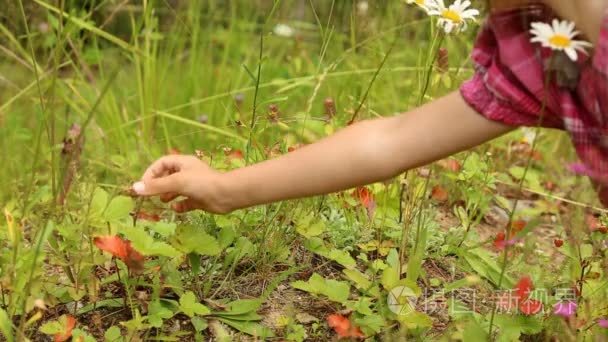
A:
219;92;514;211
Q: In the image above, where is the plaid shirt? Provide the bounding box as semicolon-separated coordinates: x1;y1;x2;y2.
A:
460;4;608;205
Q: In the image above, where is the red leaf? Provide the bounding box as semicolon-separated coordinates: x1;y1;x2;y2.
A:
572;285;581;298
544;181;556;191
515;276;533;301
519;299;543;315
353;187;374;209
94;236;128;260
511;220;527;234
136;211;161;222
94;236;144;273
224;148;244;160
493;231;517;250
493;232;506;249
287;144;305;153
431;185;448;202
586;214;601;230
438;158;461;172
124;245;145;273
326;314;365;339
54;315;76;342
554;239;564;248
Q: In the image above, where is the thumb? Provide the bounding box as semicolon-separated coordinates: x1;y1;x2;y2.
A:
133;174;182;196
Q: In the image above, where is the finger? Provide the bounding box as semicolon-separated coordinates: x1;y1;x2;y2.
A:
133;173;183;196
160;192;179;203
141;155;184;182
172;198;200;213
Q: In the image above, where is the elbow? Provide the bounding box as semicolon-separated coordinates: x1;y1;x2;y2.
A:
350;118;409;181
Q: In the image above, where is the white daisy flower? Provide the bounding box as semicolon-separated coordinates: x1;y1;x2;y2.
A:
405;0;438;13
273;24;294;38
428;0;479;34
530;19;592;61
521;127;537;144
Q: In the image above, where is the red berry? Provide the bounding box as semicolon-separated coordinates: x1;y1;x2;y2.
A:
554;239;564;248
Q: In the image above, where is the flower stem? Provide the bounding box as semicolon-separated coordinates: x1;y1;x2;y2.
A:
487;55;553;339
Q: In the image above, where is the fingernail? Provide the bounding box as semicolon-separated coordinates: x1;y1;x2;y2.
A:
132;181;146;195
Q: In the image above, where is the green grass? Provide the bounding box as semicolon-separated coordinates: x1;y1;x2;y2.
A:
0;1;607;341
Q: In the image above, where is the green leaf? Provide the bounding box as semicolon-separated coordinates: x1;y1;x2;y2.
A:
443;275;481;293
291;273;350;303
147;222;176;237
327;249;356;269
381;266;400;290
324;279;351;303
291;274;325;295
354;313;385;335
122;227;181;258
217;318;274;338
104;196;134;222
304;237;356;269
225;237;254;266
343;269;372;290
191;317;208;332
396;311;433;330
213;311;262;321
214;215;234;229
218;226;236;249
72;329;96;342
0;308;13;342
179;291;211;318
462;318;488;342
386;248;400;270
461;249;514;289
148;300;175;328
104;326;122;341
406;223;429;283
295;215;325;238
39;319;63;334
89;187;108;219
493;314;542;341
189;253;201;275
173;225;221;256
78;298;124;315
226;299;262;315
347;297;374;315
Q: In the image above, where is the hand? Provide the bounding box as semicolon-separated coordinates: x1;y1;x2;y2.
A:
132;155;230;214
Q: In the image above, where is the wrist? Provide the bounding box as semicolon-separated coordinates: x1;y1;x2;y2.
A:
212;171;242;214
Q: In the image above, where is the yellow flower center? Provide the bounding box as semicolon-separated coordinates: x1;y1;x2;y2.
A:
549;34;571;48
415;0;425;4
442;9;462;23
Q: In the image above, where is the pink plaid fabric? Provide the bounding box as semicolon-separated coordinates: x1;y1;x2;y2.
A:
461;4;608;206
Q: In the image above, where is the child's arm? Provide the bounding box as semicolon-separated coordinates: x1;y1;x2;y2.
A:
134;91;514;213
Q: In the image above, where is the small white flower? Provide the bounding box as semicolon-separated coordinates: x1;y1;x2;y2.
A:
357;1;369;15
530;19;592;61
273;24;294;38
405;0;439;13
428;0;479;34
521;127;537;144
